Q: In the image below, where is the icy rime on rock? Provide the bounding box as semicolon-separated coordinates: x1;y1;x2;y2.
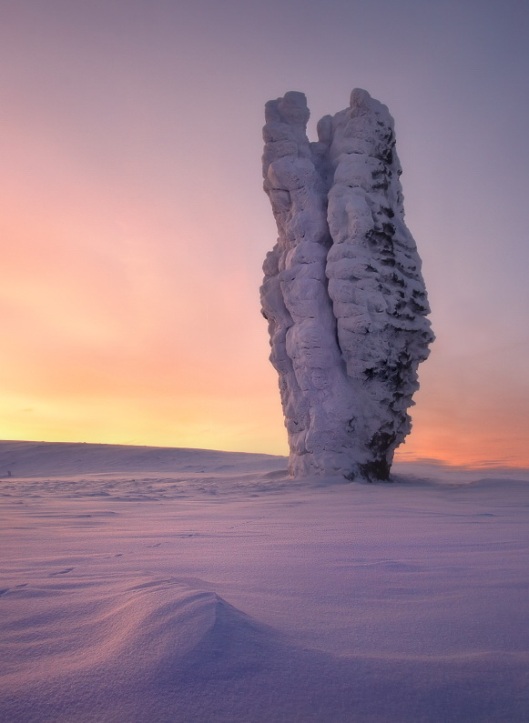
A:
260;90;434;480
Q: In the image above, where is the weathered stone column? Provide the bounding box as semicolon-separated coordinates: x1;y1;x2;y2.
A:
261;90;434;480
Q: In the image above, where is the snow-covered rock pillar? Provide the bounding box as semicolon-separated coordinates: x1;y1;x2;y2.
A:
260;90;434;480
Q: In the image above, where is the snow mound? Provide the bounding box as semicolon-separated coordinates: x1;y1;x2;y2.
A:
0;576;286;721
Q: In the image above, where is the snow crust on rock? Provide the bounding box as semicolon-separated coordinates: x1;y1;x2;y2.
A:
261;90;434;480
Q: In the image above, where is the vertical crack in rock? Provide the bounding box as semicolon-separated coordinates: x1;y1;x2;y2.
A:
261;90;434;481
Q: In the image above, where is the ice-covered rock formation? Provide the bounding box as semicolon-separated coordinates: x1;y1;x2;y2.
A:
260;89;434;480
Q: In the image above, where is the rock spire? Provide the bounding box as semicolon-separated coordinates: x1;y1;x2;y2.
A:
260;90;434;480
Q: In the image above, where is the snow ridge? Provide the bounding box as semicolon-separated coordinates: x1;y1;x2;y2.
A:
261;90;434;480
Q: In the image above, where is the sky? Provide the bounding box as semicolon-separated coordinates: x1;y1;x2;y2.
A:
1;0;528;467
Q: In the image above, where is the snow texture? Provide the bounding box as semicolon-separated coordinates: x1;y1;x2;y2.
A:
261;90;434;480
1;441;529;722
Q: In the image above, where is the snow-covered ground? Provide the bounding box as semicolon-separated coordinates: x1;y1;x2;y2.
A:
1;441;528;722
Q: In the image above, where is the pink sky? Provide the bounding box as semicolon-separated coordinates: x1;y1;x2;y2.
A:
2;0;528;467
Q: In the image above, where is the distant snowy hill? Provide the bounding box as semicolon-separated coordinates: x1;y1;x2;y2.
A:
0;440;285;479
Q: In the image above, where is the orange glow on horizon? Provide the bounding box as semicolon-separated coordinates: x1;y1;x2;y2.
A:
395;428;529;470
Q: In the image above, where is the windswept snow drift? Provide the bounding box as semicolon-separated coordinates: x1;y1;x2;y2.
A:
1;441;528;722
